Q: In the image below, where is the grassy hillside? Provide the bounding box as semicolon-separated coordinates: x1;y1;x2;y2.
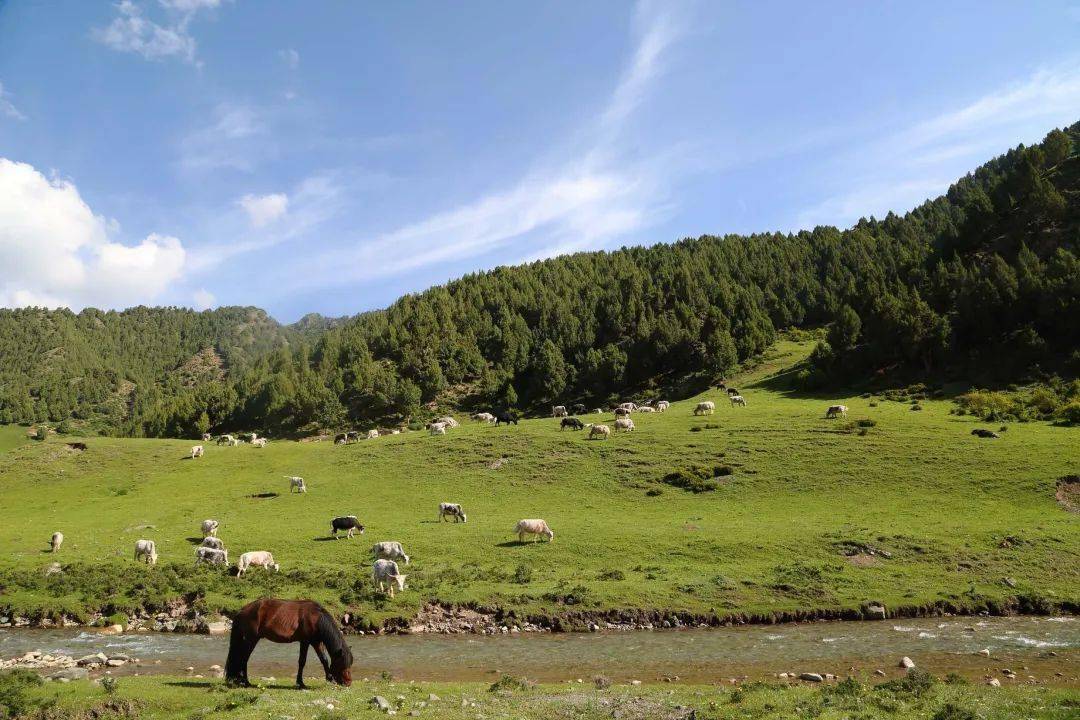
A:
7;674;1078;720
0;342;1076;627
0;425;28;454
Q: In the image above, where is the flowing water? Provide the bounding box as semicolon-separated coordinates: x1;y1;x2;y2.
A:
2;616;1076;685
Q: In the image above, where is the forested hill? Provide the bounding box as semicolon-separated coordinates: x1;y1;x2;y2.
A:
3;123;1079;437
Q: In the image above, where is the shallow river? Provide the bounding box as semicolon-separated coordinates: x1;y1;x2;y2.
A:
2;616;1076;684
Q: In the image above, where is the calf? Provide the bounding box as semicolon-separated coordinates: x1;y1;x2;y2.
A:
514;518;554;543
201;519;219;537
437;502;467;523
372;540;410;565
372;559;407;597
237;550;279;577
331;515;365;539
589;424;611;440
560;417;584;430
190;445;204;459
194;546;228;566
134;539;158;565
50;532;63;553
286;476;307;493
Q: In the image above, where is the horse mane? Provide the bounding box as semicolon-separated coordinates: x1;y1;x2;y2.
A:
315;606;352;665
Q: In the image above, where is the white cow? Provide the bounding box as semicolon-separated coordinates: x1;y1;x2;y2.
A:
201;433;212;441
617;402;637;412
656;400;670;412
194;546;228;566
190;445;204;459
200;536;224;550
551;405;568;417
589;424;611;440
372;559;407;597
636;406;655;413
367;429;380;439
435;416;459;428
514;519;554;543
236;550;279;577
694;401;715;416
472;412;495;424
50;532;63;553
251;438;267;448
615;417;635;432
825;404;848;419
286;476;307;493
372;541;410;565
429;423;447;436
216;435;234;446
201;519;219;537
134;539;158;565
437;502;467;523
729;395;747;407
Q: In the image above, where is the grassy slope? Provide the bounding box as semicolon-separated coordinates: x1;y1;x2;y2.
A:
0;341;1076;625
16;675;1080;720
0;425;28;454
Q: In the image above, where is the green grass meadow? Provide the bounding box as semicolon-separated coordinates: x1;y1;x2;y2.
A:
0;342;1077;625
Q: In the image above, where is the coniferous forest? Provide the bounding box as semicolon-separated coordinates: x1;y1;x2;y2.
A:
2;124;1078;437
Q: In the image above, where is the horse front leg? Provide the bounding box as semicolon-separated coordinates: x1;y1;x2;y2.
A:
296;641;309;689
311;642;332;682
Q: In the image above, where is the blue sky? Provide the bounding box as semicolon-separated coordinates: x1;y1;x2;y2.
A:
2;1;1079;322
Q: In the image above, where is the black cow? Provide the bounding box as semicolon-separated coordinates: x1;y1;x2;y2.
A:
495;412;519;426
727;387;739;397
560;417;584;430
971;428;1000;439
334;433;348;445
330;516;365;539
571;403;587;415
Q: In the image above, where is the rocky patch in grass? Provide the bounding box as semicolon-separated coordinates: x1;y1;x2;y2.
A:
1055;474;1079;513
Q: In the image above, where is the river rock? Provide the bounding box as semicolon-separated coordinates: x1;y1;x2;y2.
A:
77;653;107;667
987;678;1001;687
899;656;915;669
864;603;887;620
101;624;123;635
372;696;393;712
105;659;126;667
49;667;89;681
108;653;131;662
205;621;231;636
799;673;824;682
427;693;440;702
977;648;991;657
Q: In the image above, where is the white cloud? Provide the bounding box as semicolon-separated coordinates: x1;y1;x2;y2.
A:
0;158;186;310
192;288;216;309
92;0;226;64
178;103;265;171
279;48;300;69
237;192;289;227
794;60;1080;229
0;81;26;121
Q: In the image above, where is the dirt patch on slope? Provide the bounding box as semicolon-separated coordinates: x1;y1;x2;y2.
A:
1056;475;1080;512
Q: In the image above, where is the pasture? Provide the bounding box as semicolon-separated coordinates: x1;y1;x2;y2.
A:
0;341;1076;627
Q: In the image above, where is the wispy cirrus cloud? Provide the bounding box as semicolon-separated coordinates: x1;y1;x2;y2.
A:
237;192;288;227
796;59;1080;230
286;0;687;289
0;81;26;121
178;102;266;171
92;0;226;65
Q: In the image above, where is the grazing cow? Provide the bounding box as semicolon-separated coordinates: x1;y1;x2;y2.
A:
229;438;241;446
727;387;739;397
437;502;467;523
201;433;212;441
367;429;380;439
615;417;635;432
346;431;361;442
972;428;1000;439
594;408;604;414
390;429;401;435
217;435;234;446
201;519;220;537
334;433;348;445
551;405;568;417
571;404;587;415
717;382;727;391
636;406;655;413
825;404;848;419
200;536;225;550
286;476;307;493
237;551;279;577
372;559;407;598
429;423;447;436
331;516;365;539
656;400;670;412
561;417;585;430
371;541;410;565
729;395;747;407
589;424;611;440
617;402;637;412
514;518;554;543
247;433;259;443
191;445;204;459
134;539;158;565
433;416;459;428
614;407;631;417
694;401;715;416
252;438;267;448
495;412;518;426
471;412;495;423
194;546;228;566
50;532;63;553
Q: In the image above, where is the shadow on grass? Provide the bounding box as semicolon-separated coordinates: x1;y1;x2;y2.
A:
185;537;205;545
494;541;549;548
250;492;280;499
312;536;354;542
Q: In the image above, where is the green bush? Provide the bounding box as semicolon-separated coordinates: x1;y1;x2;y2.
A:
1059;400;1080;425
877;669;936;698
0;668;45;718
489;674;532;693
512;563;533;584
932;703;977;720
856;418;877;428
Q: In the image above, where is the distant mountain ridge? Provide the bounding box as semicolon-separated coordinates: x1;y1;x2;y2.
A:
1;122;1077;436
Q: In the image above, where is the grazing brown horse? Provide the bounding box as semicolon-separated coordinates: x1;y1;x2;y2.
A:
225;598;353;688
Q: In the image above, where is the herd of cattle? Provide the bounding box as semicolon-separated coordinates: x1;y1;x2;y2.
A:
46;389;859;599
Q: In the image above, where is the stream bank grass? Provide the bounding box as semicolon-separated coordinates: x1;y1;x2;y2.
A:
0;341;1076;626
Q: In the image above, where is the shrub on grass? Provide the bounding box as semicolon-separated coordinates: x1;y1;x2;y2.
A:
593;675;611;689
0;668;45;718
100;676;118;696
856;418;876;428
932;703;978;720
645;488;663;497
597;569;625;581
512;563;533;585
911;404;923;411
877;669;936;698
489;675;532;693
660;464;733;493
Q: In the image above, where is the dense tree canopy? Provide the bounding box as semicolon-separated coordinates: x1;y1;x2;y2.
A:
1;123;1077;437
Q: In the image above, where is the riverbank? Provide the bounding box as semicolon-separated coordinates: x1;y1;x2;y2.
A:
6;673;1079;720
